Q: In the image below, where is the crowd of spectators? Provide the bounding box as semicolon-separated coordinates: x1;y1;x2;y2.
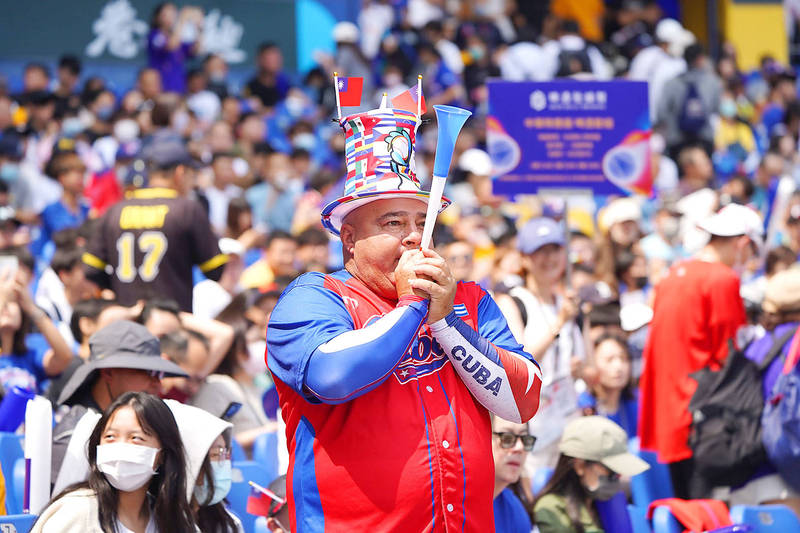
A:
2;0;800;531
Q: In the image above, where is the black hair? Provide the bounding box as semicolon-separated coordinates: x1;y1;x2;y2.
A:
560;19;581;35
726;174;755;203
765;245;797;277
257;41;279;55
225;196;252;235
186;328;211;354
140;298;181;325
150;98;176;127
159;329;189;365
265;230;295;249
52;228;80;251
58;55;82;76
424;20;444;34
150;2;174;29
290;148;311;161
212;324;247;377
38;392;196;533
534;454;596;533
51;247;83;275
591;333;635;401
613;249;636;281
684;43;706;67
70;299;115;344
297;227;328;247
253;142;274;156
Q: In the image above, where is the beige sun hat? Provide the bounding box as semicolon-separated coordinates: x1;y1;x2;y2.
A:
559;416;649;477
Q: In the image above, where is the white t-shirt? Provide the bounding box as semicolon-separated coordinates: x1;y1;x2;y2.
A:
116;516;158;533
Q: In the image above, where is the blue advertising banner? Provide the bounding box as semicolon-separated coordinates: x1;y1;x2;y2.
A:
487;80;652;197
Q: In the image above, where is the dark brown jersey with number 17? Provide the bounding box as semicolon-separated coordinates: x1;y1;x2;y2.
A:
83;188;227;312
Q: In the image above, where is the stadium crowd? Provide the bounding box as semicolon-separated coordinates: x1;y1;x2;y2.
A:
1;0;800;532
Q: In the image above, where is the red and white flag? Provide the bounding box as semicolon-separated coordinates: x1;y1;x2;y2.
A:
337;77;363;107
391;85;426;115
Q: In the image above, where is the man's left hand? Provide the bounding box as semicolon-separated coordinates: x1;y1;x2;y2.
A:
409;248;456;323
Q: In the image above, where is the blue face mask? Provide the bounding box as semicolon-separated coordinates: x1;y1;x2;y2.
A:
720;99;737;119
0;163;20;183
194;459;232;506
96;106;114;122
62;117;85;138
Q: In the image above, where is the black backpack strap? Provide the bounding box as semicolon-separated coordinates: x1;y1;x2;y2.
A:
511;295;528;327
758;327;799;373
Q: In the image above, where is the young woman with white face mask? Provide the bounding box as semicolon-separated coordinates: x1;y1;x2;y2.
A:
32;392;196;533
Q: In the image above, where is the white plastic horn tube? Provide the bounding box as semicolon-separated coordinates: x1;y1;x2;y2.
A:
25;395;52;514
421;174;447;250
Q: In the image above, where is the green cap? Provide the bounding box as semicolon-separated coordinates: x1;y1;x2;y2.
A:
559;416;649;477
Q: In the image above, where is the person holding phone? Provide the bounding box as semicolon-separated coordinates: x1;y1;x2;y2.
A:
0;265;74;393
147;3;204;94
32;391;197;533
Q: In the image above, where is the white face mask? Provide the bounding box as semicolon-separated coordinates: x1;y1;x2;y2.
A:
96;442;160;492
242;340;267;376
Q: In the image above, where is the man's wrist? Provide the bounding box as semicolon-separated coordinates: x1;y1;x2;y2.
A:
429;310;457;333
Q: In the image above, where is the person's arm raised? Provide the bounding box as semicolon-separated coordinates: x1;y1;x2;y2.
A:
411;249;542;423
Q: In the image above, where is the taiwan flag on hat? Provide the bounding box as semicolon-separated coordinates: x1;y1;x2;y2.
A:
337;77;363;107
391;85;426;115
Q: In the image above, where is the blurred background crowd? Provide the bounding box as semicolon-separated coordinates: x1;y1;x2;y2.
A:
2;0;800;532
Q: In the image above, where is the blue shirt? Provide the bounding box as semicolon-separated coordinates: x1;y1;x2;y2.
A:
493;488;532;533
147;29;195;93
578;390;639;438
0;333;50;392
245;181;303;233
40;199;90;244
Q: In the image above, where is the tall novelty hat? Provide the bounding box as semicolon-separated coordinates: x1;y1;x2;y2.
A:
321;101;450;235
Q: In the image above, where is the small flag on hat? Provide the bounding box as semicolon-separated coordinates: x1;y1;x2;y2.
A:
337;77;363;107
392;84;426;115
246;481;285;517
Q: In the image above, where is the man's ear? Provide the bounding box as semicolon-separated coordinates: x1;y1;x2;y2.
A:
340;223;356;254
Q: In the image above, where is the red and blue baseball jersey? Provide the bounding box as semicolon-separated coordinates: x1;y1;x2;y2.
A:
266;270;542;532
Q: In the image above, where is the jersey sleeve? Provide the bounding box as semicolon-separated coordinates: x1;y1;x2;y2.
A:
267;273;429;404
188;200;228;281
429;291;542;423
82;209;112;289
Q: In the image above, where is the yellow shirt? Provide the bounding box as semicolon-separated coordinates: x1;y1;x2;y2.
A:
239;259;275;289
715;120;756;153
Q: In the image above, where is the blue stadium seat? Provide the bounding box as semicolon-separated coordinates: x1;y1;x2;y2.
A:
13;457;26;514
628;505;652;533
652;506;682;533
228;460;273;533
629;438;674;507
531;466;554;495
0;432;24;514
729;504;800;532
596;491;634;533
0;513;37;533
251;432;278;484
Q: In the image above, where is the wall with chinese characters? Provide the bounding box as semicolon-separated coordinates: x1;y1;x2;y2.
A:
0;0;358;92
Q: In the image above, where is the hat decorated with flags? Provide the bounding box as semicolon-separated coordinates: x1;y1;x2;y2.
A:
321;106;450;235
